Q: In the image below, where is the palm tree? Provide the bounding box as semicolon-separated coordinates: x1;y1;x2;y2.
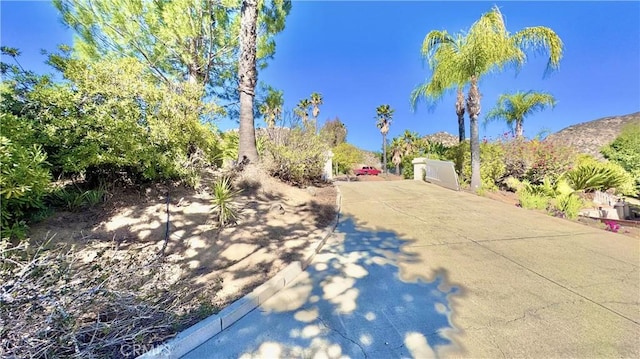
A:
390;137;404;175
401;130;420;156
485;91;556;138
411;6;563;190
237;0;260;163
295;98;311;125
411;33;468;143
375;104;394;175
310;92;323;121
259;89;284;128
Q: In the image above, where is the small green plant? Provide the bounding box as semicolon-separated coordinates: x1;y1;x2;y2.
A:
550;193;583;219
518;190;549;210
563;155;637;196
211;177;242;227
49;187;105;211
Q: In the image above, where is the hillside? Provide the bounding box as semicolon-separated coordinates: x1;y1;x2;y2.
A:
545;112;640;159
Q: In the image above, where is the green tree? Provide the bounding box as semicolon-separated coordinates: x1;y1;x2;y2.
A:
375;104;394;175
602;122;640;192
485;91;556;138
320;117;347;147
54;0;292;164
411;6;563;190
332;142;362;175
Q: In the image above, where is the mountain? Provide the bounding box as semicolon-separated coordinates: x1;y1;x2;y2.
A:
545;112;640;159
424;131;459;147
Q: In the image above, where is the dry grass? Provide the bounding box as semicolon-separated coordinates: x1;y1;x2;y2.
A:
2;168;338;357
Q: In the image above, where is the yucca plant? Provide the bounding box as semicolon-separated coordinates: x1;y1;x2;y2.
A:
562;163;627;192
211;176;242;227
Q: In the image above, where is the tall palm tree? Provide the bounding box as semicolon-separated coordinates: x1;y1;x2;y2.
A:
310;92;323;121
411;33;468;143
237;0;259;163
259;89;284;128
375;104;394;175
411;6;563;190
295;98;311;125
485;91;556;138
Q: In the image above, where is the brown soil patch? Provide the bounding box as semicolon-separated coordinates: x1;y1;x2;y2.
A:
28;171;338;312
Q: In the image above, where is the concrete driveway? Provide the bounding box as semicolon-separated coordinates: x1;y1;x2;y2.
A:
185;181;639;358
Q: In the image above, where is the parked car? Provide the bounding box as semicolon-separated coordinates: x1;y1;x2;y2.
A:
354;166;381;176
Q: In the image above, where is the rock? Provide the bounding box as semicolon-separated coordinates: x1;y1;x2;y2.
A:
423;131;459;147
269;203;286;216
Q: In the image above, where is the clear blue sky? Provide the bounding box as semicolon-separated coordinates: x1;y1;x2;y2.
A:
2;1;639;152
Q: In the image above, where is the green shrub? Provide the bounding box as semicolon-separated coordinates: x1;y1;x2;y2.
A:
551;193;583;219
601;124;640;195
562;157;636;195
449;141;505;190
15;57;221;184
0;115;51;240
518;190;549;210
211;177;242;227
264;127;329;186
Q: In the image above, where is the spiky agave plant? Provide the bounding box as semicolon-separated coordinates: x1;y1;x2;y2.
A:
211;177;242;227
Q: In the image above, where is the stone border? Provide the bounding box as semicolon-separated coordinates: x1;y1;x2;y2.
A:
138;184;342;359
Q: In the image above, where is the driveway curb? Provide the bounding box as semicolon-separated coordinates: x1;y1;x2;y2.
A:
138;184;342;359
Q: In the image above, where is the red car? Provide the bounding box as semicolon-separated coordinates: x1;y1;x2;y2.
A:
354;166;381;176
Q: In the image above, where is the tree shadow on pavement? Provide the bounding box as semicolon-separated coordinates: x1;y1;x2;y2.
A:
185;215;465;358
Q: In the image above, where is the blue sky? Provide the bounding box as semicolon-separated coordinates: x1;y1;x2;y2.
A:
2;1;639;152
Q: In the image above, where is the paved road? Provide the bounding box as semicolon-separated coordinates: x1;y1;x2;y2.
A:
185;181;639;358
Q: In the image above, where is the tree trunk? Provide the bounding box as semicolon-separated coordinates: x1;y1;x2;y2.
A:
467;75;481;191
382;133;387;175
396;163;400;175
515;120;523;138
456;87;466;142
237;0;259;163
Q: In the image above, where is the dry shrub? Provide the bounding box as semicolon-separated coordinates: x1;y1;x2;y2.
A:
0;238;218;358
263;127;329;187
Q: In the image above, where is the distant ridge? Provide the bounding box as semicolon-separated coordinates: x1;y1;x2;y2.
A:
424;131;459;147
545;112;640;159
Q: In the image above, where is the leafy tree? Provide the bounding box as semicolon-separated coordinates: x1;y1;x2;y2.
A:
602;122;640;193
54;0;292;164
485;91;556;138
375;104;394;175
411;6;563;190
320;117;347;147
332;142;362;175
258;86;283;128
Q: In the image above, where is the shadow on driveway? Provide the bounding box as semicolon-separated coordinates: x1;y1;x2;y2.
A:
185;215;465;358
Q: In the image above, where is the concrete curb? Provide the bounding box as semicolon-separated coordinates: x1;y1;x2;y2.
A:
139;184;342;359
